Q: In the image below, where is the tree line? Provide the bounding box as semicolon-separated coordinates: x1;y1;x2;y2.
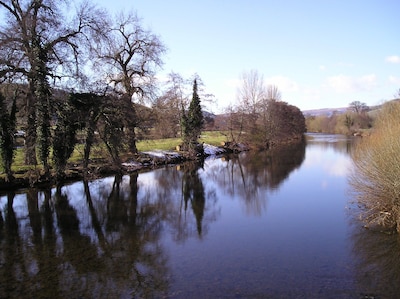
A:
0;0;168;181
305;100;373;135
0;1;306;183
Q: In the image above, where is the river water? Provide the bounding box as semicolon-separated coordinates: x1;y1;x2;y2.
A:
1;133;400;298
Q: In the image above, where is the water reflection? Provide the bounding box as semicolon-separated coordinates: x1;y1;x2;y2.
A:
3;135;386;298
147;161;219;243
206;139;305;215
0;159;221;298
350;222;400;298
0;177;170;298
306;133;354;154
182;162;206;237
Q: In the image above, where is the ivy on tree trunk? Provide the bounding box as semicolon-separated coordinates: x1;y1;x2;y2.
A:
0;91;17;182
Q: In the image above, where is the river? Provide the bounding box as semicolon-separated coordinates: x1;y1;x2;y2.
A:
0;133;399;298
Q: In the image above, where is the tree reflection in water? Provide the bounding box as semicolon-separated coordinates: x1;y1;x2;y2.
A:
350;222;400;297
0;175;170;298
206;139;305;216
305;133;354;155
145;161;219;244
0;143;304;298
182;162;206;237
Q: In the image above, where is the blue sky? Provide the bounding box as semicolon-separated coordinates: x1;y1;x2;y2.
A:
97;0;400;112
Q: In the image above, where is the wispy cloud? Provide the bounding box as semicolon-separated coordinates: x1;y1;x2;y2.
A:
225;75;300;93
385;55;400;64
265;75;299;92
224;78;241;89
326;74;377;93
389;75;400;85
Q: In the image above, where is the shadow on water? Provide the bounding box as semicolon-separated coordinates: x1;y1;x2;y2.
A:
0;174;171;298
181;162;206;237
0;158;219;298
350;220;400;298
4;135;394;298
205;139;306;215
149;160;220;244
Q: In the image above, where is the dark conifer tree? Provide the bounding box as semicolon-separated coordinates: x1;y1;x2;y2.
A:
182;79;204;153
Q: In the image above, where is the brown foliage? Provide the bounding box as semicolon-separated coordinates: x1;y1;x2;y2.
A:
350;101;400;232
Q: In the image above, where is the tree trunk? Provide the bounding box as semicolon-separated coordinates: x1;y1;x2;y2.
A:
83;122;95;171
25;91;37;165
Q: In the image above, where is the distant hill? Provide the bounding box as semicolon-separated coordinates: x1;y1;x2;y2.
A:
211;100;400;120
302;107;349;117
302;99;400;117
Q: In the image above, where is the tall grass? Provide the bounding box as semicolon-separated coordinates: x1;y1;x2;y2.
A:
350;101;400;231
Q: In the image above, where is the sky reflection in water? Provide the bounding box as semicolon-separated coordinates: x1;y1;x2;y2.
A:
1;134;400;298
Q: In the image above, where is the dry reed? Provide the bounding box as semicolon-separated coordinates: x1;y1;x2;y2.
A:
350;101;400;231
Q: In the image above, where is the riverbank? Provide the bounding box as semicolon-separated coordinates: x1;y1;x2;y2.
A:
0;143;248;192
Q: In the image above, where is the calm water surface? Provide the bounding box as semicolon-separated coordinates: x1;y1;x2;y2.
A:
1;134;400;298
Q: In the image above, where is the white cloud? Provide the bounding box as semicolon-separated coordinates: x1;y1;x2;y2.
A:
224;78;241;89
225;76;299;93
389;75;400;85
360;74;377;85
265;75;299;92
385;55;400;64
301;87;321;102
319;65;326;71
326;74;377;93
326;75;353;92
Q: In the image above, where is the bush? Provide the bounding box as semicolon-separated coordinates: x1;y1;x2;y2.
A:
350;101;400;232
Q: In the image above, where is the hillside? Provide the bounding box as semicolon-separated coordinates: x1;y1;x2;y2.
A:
302;107;349;117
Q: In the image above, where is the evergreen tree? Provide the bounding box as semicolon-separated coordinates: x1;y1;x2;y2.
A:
182;79;204;152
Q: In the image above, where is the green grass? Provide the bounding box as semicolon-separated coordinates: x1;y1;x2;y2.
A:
137;131;229;151
137;137;182;152
1;131;230;176
199;131;229;146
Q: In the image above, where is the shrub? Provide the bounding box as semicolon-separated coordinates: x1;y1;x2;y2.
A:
350;101;400;232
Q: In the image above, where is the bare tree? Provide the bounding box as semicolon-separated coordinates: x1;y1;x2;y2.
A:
349;101;368;114
92;11;166;153
394;89;400;100
236;69;266;115
234;70;304;148
0;0;107;168
154;72;214;139
152;96;181;139
265;84;282;101
152;72;186;138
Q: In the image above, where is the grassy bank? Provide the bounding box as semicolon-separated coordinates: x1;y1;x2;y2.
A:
1;131;229;179
137;131;227;151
